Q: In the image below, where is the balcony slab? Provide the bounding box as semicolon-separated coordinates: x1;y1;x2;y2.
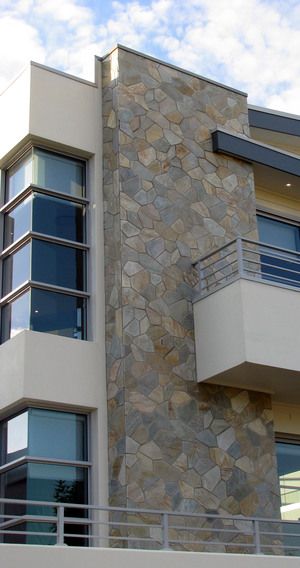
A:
0;330;102;414
194;279;300;402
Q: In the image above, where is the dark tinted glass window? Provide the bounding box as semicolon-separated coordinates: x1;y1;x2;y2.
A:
31;239;85;291
30;289;85;339
32;193;85;242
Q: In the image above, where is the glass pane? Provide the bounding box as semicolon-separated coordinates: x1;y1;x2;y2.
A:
27;463;88;503
31;239;85;291
34;149;85;197
258;216;300;286
1;463;87;545
277;441;300;520
2;243;31;297
258;216;300;251
28;409;87;461
6;152;32;202
1;291;31;342
32;193;85;242
30;288;85;339
7;412;29;461
4;195;32;248
0;411;29;465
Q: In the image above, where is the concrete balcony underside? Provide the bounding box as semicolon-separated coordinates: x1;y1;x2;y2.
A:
194;278;300;403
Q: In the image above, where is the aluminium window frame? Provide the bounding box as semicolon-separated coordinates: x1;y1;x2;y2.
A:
0;146;90;343
0;406;92;536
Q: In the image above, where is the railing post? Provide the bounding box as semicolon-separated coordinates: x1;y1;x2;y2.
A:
56;505;65;546
236;237;244;277
253;519;261;555
162;512;169;550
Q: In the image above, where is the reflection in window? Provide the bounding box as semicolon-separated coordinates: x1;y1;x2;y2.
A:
29;409;87;461
6;149;85;201
2;243;31;297
1;409;87;464
4;192;85;247
1;291;30;341
1;148;88;344
0;409;88;546
34;149;85;197
277;440;300;521
6;412;29;460
4;196;31;248
6;152;32;201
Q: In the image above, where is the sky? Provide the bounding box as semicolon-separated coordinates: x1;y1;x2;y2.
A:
1;0;300;113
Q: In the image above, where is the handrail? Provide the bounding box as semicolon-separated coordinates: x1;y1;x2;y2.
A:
0;498;299;556
193;237;300;299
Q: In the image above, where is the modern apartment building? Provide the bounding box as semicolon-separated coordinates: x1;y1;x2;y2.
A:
0;45;300;565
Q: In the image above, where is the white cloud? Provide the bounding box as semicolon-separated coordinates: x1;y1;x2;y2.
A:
0;0;300;113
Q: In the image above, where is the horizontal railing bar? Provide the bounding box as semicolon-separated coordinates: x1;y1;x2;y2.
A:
195;237;300;267
198;249;238;270
0;530;57;537
256;261;300;276
193;238;237;264
1;498;300;525
169;525;253;535
259;272;300;286
168;538;256;548
200;261;238;279
261;543;300;551
201;268;239;284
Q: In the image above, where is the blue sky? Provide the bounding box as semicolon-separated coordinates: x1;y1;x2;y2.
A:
1;0;300;113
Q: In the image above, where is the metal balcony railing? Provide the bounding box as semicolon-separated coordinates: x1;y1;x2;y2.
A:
0;498;300;556
193;237;300;299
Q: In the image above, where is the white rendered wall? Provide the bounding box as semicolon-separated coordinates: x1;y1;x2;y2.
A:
0;59;108;507
29;63;98;155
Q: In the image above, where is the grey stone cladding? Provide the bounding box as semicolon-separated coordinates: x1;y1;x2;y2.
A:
102;46;280;518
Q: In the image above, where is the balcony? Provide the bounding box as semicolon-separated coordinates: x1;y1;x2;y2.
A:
0;497;299;557
193;238;300;402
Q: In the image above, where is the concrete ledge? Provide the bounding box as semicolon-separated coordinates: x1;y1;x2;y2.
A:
0;546;299;568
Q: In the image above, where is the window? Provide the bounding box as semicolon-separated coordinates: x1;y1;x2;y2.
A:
276;438;300;521
257;214;300;287
0;408;89;545
276;438;300;555
0;148;88;342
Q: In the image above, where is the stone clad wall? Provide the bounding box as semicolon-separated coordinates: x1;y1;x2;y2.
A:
102;47;280;517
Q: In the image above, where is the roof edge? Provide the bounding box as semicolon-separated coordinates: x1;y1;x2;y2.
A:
98;44;248;98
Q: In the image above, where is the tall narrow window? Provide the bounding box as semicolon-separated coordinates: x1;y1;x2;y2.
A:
0;148;88;342
0;408;89;545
